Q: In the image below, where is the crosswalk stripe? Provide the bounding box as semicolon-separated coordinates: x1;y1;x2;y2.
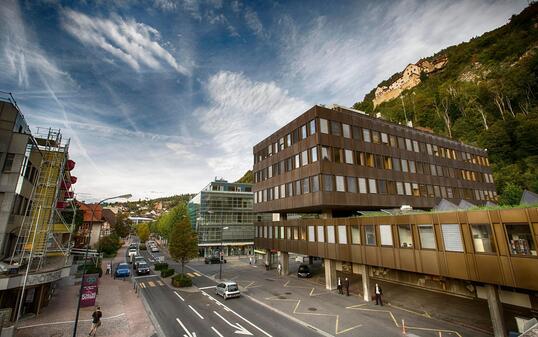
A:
193;272;201;276
187;272;195;277
157;280;164;286
148;281;155;287
140;283;146;288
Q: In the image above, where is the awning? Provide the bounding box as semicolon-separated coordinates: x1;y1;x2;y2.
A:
254;249;266;255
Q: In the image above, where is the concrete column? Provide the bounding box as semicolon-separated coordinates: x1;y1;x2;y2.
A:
485;284;506;337
324;259;337;290
358;264;371;302
264;250;271;268
279;251;289;275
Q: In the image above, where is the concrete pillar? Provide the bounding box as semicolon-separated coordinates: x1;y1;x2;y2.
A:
358;264;371;302
279;251;289;275
485;284;506;337
324;259;337;290
264;250;271;268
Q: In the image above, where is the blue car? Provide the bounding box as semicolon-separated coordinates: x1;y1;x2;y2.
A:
115;263;131;278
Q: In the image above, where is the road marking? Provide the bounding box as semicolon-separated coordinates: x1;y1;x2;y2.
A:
157;280;164;286
133;274;159;279
18;313;126;329
189;305;204;319
193;272;201;276
199;286;216;290
148;281;156;287
187;272;195;277
388;303;431;318
174;291;185;302
213;311;253;335
140;283;146;288
202;290;272;337
176;317;196;337
211;326;224;337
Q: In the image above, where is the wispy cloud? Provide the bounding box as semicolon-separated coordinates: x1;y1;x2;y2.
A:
61;9;191;75
244;7;264;38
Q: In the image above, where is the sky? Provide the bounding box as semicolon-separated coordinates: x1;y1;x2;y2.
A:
0;0;528;201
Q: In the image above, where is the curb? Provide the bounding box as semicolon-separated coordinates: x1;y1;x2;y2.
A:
243;293;335;337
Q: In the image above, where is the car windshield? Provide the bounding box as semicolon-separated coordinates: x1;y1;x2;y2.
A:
138;263;148;268
118;264;129;269
298;266;309;272
227;285;238;292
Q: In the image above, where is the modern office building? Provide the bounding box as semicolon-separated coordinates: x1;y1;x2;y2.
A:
188;179;270;257
251;105;531;337
0;93;77;324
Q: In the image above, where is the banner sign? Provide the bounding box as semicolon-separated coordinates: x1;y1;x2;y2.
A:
80;273;99;307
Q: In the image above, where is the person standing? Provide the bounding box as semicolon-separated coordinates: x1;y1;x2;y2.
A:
277;263;282;276
106;262;111;275
344;277;350;296
249;256;252;265
88;306;102;336
337;277;343;294
375;283;383;306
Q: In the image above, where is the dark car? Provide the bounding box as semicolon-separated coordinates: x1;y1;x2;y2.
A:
204;255;226;264
297;264;312;278
136;262;150;276
115;263;131;278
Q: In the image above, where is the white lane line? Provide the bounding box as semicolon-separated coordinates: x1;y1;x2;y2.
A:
176;317;195;337
202;290;272;337
199;286;216;290
174;291;185;301
211;326;224;337
189;305;204;320
213;311;253;336
133;274;159;279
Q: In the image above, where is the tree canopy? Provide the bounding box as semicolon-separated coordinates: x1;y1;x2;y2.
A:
168;204;198;274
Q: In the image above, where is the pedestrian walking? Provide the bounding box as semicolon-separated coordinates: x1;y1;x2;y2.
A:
265;261;269;271
249;256;252;265
337;277;343;294
106;262;111;275
277;263;282;276
375;283;383;306
88;306;102;336
345;277;350;296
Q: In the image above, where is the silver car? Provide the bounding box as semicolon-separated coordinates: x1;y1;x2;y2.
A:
215;281;240;300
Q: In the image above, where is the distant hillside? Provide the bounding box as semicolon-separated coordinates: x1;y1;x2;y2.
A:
353;3;538;204
235;170;253;184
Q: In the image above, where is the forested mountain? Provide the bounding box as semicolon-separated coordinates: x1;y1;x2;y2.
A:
353;3;538;204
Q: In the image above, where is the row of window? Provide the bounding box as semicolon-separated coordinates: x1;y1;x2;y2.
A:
11;194;32;217
254;117;489;168
254;174;497;203
254;146;494;184
255;223;537;257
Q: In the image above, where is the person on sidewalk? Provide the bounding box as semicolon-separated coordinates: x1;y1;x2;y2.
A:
375;283;383;306
277;263;282;276
106;262;111;275
344;277;350;296
337;277;343;294
249;256;252;265
88;306;102;336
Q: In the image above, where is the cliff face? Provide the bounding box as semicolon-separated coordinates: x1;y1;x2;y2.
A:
353;3;538;204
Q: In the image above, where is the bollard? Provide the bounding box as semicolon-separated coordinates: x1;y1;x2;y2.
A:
401;319;406;335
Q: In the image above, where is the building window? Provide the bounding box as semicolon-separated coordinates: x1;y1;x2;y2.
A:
383;156;392;170
392;158;401;171
286;134;291;147
418;225;436;249
309;119;316;135
322;174;333;192
352;126;361;140
366;153;374;167
308;226;315;242
372;131;380;144
311;147;318;162
409;160;416;173
381;132;389;145
470;224;496;253
336;176;345;192
317;226;325;243
344;149;353;164
412;183;420;196
320;118;329;134
351;226;361;244
368;179;377;194
405;138;413;151
347;177;357;193
506;224;536;256
327;225;335;243
396;182;404;195
358;178;367;194
295;180;301;196
301;125;307;139
293;227;299;240
342;124;351;138
301;150;308;166
365;225;376;245
302;178;310;194
3;153;15;172
300;227;307;240
331;121;341;136
311;175;320;192
441;224;464;252
362;129;371;142
398;224;413;248
337;225;347;244
401;159;408;172
268;226;273;239
333;148;342;163
404;182;412;195
379;225;393;246
389;135;397;147
378;180;387;194
281;227;285;239
413;140;420;152
295;154;300;168
287;183;293;197
287;227;292;240
321;146;331;161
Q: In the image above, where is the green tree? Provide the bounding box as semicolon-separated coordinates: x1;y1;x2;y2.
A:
498;183;523;205
96;233;121;256
137;223;150;242
113;212;132;238
168;214;198;274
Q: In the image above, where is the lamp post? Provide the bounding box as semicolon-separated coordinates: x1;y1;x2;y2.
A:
72;193;131;337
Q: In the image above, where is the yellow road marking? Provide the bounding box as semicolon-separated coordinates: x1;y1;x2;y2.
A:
187;272;195;277
193;272;201;276
283;280;331;297
388;303;431;318
157;280;164;286
148;281;155;287
139;283;146;288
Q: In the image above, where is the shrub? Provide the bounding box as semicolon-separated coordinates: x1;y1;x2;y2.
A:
139;243;147;251
171;274;192;288
154;262;168;271
77;264;102;277
161;268;175;278
96;234;121;256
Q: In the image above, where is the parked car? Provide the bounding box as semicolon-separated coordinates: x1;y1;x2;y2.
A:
297;264;312;278
134;256;146;269
136;262;150;275
128;248;138;262
215;281;240;300
204;255;226;264
115;263;131;278
150;246;160;253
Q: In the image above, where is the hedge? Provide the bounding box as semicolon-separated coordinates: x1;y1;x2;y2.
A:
171;274;192;288
154;262;168;271
161;268;175;278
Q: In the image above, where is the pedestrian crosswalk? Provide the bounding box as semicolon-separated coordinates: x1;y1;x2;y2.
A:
186;272;202;278
139;280;165;288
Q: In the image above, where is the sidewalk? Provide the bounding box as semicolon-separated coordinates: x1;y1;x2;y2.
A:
16;245;155;337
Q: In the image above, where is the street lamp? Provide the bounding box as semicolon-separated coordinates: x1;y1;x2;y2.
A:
72;193;132;337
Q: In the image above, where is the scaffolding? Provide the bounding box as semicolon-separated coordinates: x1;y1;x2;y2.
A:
10;127;76;270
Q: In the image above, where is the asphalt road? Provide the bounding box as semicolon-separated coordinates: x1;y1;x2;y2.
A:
128;241;320;337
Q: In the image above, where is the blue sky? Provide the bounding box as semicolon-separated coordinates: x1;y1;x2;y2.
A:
0;0;527;201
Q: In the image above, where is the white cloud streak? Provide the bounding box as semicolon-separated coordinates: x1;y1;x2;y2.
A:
61;9;191;75
244;7;264;38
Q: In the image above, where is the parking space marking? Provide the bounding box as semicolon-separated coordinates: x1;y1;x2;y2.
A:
189;305;204;320
174;291;185;301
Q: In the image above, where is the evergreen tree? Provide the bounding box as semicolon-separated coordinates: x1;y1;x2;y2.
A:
168;214;198;274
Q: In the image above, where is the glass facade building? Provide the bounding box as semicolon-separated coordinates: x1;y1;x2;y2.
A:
188;179;269;257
